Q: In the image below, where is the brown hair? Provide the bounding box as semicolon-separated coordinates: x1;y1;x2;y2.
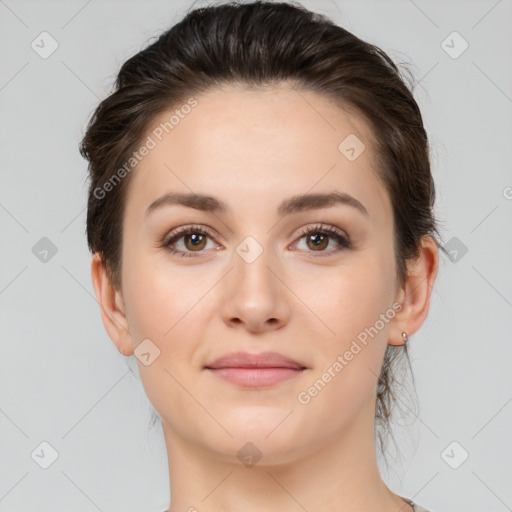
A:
79;0;442;460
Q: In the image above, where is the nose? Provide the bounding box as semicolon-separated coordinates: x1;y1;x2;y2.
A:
221;246;291;334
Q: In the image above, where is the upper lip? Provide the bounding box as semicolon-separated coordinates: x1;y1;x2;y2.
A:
205;351;306;370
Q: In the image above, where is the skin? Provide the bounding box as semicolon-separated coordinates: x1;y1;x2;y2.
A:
91;82;438;512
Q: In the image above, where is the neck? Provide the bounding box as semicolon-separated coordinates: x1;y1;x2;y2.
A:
162;399;412;512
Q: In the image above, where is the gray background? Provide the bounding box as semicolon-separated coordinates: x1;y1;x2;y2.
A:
1;1;511;511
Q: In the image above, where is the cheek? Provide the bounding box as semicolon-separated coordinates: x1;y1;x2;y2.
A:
122;250;211;341
294;250;396;394
296;258;393;340
292;258;394;434
121;257;210;427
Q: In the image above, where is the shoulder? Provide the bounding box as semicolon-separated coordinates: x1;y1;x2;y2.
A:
412;504;433;512
399;495;434;512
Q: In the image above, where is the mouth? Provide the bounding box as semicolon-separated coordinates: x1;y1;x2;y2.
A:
204;367;306;388
204;351;307;389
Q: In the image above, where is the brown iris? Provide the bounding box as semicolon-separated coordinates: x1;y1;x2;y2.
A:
306;233;328;251
184;233;207;251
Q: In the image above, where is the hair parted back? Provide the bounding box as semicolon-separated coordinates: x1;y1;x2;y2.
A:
80;0;441;461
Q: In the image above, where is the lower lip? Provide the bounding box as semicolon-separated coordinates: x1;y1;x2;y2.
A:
206;367;305;388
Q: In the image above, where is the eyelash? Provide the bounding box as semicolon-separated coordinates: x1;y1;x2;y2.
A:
160;223;351;258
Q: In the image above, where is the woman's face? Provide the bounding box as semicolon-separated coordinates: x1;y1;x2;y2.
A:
115;83;405;463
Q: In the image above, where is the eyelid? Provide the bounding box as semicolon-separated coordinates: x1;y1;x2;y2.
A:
162;224;219;244
292;223;350;245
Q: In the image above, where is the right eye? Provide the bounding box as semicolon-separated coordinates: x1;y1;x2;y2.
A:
160;225;222;257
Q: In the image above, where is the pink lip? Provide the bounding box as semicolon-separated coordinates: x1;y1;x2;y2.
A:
207;367;304;388
204;351;307;389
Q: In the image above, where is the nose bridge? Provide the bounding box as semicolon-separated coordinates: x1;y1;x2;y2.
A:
221;233;290;331
232;233;278;295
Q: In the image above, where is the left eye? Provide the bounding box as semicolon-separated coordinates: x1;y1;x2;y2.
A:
293;225;351;254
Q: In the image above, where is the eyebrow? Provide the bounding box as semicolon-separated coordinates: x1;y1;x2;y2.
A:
145;191;369;218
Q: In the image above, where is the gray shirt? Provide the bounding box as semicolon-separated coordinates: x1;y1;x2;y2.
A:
400;494;433;512
161;497;433;511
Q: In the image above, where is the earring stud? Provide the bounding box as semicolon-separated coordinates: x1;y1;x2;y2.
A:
402;331;408;343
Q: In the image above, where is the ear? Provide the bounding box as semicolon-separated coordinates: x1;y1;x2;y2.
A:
90;252;134;356
388;235;439;346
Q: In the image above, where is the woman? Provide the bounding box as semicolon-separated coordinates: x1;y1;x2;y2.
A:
80;2;440;511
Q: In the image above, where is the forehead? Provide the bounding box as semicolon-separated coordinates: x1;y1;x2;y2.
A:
126;83;391;224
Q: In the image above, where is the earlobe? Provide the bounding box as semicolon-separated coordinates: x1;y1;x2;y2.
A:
90;253;134;357
388;236;439;346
